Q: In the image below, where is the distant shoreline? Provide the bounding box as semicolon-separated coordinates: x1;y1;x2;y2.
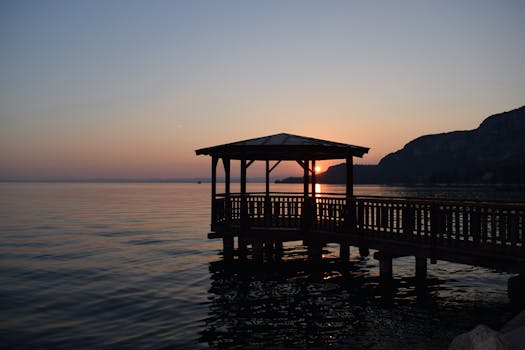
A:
0;179;207;183
0;178;268;184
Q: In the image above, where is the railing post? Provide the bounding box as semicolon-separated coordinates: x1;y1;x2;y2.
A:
471;208;481;245
357;198;369;256
302;197;313;232
430;204;440;259
380;205;388;229
264;195;272;227
224;196;231;228
312;196;318;230
357;199;364;230
403;204;414;237
509;214;518;249
345;197;356;232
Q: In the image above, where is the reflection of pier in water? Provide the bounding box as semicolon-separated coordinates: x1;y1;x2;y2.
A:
196;133;525;305
198;253;510;349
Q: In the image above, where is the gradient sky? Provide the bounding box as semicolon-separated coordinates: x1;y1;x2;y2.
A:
1;0;524;180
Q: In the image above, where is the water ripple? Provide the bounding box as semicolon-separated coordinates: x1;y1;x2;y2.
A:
0;183;517;349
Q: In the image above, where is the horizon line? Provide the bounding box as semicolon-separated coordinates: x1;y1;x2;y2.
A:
0;177;282;183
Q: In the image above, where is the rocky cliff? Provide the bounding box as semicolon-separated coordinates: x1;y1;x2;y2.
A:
318;106;525;184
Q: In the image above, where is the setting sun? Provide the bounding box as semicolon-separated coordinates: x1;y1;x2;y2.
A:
315;166;321;173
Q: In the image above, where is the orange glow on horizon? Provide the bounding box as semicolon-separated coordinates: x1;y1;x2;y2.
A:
315;166;321;173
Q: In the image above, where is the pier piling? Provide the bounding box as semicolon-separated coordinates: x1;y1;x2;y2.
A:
508;274;525;308
223;235;234;260
359;246;369;257
416;256;427;280
340;243;350;262
375;252;393;282
308;241;322;263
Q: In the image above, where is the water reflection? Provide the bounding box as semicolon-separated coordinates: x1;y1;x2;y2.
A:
200;249;450;349
200;242;516;349
271;183;525;202
315;183;321;196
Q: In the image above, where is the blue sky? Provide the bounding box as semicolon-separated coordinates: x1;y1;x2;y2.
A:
1;0;524;179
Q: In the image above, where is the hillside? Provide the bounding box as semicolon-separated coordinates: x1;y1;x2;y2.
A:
317;106;525;184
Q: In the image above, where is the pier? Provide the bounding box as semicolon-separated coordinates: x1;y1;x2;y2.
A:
196;133;525;301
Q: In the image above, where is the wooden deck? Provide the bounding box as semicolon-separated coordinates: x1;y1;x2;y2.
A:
210;193;525;273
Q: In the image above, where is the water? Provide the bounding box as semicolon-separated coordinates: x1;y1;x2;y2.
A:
0;183;521;349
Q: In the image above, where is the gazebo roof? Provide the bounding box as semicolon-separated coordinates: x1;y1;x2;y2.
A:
195;133;369;160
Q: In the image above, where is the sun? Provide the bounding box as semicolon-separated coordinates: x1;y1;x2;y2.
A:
315;166;321;173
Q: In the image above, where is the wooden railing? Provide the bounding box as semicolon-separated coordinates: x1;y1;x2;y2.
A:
214;193;305;228
212;193;525;255
353;197;524;252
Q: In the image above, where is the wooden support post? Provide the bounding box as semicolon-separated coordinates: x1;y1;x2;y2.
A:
311;160;316;195
430;204;440;262
415;256;427;280
223;158;230;196
311;160;316;229
346;155;353;197
211;156;218;229
374;251;394;303
471;209;481;244
265;160;271;226
308;240;322;263
240;158;248;232
403;204;414;237
223;235;234;260
377;252;393;282
303;159;309;198
303;159;311;231
223;158;231;226
265;160;270;197
340;243;350;262
345;155;355;230
508;274;525;308
253;240;263;263
359;246;369;257
222;158;234;260
238;237;248;260
263;241;273;257
274;241;284;260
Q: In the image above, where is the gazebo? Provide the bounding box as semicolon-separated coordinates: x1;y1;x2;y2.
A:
196;133;369;259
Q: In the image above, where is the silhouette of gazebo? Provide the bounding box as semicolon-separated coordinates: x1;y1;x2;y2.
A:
196;133;369;233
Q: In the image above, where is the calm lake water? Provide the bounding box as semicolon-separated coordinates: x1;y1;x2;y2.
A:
0;182;523;349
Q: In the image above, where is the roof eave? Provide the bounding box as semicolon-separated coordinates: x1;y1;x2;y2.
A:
196;145;369;159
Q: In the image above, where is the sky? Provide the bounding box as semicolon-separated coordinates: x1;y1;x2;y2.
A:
1;0;524;180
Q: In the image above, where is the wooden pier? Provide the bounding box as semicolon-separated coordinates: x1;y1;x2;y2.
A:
197;133;525;302
211;192;524;273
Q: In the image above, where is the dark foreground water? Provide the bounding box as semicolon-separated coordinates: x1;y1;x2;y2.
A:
0;183;523;349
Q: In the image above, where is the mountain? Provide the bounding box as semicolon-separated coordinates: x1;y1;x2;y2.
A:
317;106;525;184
